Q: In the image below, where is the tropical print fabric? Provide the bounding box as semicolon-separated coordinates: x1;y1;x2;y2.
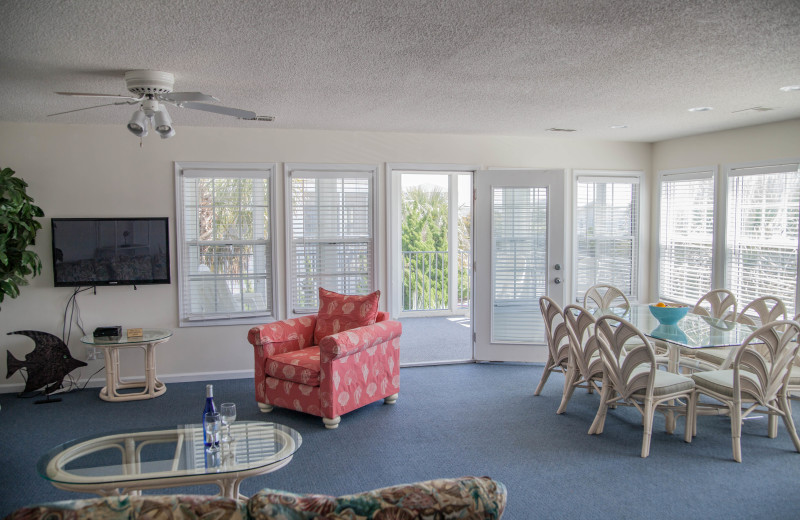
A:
5;495;246;520
248;311;401;421
248;476;507;520
6;478;506;520
313;288;381;345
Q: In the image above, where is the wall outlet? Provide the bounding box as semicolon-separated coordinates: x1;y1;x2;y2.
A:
86;346;101;361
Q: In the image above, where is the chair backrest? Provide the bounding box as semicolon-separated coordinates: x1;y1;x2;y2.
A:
731;320;800;401
540;296;568;360
594;315;657;397
736;296;787;327
563;304;601;377
692;289;737;321
583;284;631;313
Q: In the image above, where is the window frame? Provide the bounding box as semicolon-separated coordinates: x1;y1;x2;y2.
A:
572;169;644;304
285;162;378;317
174;161;278;327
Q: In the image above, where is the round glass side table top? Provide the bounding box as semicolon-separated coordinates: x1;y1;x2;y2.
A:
80;328;173;345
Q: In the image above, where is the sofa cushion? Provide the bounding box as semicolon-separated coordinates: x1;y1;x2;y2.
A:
5;495;246;520
247;476;507;520
266;346;321;386
314;288;380;345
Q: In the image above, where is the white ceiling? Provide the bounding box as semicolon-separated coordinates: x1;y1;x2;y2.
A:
1;0;799;142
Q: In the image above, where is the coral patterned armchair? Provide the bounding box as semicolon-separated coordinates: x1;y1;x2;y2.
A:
247;290;401;429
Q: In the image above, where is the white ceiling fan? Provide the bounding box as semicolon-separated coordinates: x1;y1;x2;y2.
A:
49;70;274;139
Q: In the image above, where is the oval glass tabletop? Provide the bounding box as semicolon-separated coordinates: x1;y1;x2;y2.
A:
37;421;302;486
80;329;173;345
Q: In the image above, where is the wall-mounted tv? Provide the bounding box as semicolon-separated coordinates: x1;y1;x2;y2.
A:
51;218;170;287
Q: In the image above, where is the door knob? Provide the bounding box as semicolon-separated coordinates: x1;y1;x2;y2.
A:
554;277;561;284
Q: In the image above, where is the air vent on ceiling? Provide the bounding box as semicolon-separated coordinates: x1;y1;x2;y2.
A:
242;115;276;121
546;127;577;132
732;106;775;113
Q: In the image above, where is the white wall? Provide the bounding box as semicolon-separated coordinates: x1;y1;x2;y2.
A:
649;118;800;299
0;121;652;391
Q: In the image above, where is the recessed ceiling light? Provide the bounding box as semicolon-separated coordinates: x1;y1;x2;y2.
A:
545;127;577;132
779;85;800;92
688;107;714;112
610;124;628;129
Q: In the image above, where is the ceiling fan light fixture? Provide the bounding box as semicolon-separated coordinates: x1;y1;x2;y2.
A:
127;109;149;137
153;107;174;138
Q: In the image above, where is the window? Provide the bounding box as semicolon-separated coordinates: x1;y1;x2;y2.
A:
657;168;716;304
175;163;275;326
286;164;376;315
574;172;641;303
725;161;800;315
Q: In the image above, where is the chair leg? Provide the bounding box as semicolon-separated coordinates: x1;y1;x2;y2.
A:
685;392;697;443
768;410;778;439
589;384;611;435
384;393;399;404
323;416;341;429
257;402;273;413
641;398;655;458
730;404;743;463
534;358;554;396
778;393;800;454
556;366;578;415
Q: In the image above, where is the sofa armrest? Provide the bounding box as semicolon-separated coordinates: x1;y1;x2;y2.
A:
247;315;317;357
318;320;402;362
248;476;507;520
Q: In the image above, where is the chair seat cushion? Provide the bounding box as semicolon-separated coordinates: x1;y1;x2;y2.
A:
691;369;760;398
314;288;381;344
266;347;321;386
789;365;800;386
695;347;733;366
629;366;695;396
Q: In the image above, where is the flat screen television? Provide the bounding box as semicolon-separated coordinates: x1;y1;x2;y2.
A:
51;218;170;287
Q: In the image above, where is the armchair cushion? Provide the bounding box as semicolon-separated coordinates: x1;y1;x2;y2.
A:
266;347;321;386
314;288;381;345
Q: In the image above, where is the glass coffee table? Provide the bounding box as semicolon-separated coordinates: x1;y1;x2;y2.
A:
37;421;301;499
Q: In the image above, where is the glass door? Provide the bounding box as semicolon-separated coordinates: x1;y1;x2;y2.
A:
473;169;565;362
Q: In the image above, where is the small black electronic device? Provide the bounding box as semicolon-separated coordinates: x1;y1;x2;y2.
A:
93;326;122;338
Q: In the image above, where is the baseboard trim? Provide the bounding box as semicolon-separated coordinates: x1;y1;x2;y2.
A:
0;369;255;394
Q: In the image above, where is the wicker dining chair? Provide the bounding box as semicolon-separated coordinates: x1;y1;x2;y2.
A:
695;295;787;369
583;284;631;314
688;320;800;462
534;296;570;397
691;289;738;321
558;304;604;414
589;315;696;458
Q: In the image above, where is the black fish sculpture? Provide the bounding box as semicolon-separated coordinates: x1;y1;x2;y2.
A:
6;330;87;395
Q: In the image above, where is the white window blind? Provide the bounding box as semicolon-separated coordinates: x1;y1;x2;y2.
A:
658;171;715;303
288;168;375;314
575;176;639;303
176;166;274;325
492;186;547;343
726;163;800;316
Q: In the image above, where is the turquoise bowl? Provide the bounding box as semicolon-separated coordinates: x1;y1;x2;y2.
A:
648;304;689;325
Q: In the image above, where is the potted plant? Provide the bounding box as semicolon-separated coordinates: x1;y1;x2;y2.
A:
0;166;45;309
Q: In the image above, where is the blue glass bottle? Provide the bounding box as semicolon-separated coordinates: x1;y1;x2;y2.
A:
202;384;217;447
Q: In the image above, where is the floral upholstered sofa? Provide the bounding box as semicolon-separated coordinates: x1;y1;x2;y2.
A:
5;476;506;520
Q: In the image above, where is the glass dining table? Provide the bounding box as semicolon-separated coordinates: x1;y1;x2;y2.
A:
594;304;758;373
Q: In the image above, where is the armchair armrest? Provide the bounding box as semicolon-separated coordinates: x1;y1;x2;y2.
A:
247;315;318;356
318;320;402;362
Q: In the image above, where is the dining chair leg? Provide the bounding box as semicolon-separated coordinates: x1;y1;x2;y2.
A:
556;365;578;415
767;407;779;438
589;384;612;435
534;358;554;396
778;393;800;454
731;404;743;463
684;392;696;443
641;398;656;458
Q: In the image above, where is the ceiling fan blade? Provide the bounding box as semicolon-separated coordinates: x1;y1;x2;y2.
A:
158;92;219;104
56;92;141;101
47;100;139;117
180;102;256;119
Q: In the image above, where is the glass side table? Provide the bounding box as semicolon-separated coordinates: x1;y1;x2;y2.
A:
81;329;173;402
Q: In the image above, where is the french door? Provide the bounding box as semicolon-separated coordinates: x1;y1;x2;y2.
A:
473;169;565;362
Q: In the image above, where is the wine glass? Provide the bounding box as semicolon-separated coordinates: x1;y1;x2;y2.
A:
220;403;236;442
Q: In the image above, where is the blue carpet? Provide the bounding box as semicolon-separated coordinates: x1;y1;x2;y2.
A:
2;364;799;519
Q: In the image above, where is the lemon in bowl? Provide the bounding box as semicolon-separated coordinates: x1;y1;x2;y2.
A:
648;302;689;325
